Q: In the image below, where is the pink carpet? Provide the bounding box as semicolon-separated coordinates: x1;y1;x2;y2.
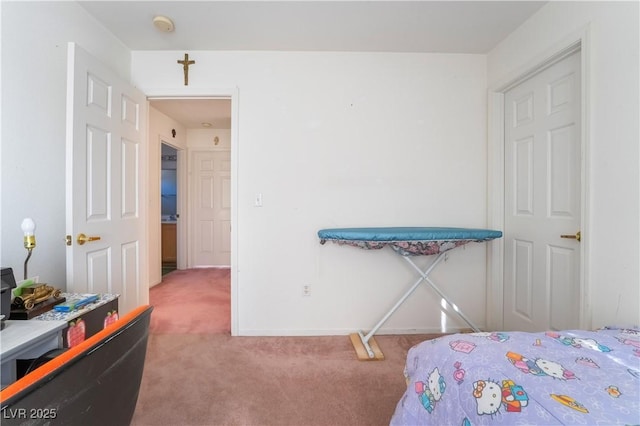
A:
149;267;230;334
132;333;435;426
135;268;442;425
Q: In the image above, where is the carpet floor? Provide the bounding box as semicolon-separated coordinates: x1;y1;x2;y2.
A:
148;267;231;334
131;268;435;426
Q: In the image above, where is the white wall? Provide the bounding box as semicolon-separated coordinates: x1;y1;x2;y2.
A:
188;128;231;150
0;3;131;286
132;51;490;335
488;1;640;327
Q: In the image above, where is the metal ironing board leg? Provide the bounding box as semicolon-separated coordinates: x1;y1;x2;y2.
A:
401;254;481;333
356;250;449;359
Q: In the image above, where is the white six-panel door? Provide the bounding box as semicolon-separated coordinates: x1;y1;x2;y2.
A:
190;150;231;267
503;51;582;332
66;43;148;315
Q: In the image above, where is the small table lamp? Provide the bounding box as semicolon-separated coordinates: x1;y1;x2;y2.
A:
21;218;36;280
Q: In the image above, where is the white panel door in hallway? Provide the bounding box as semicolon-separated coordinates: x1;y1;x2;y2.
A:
66;43;148;315
503;50;582;332
191;150;231;266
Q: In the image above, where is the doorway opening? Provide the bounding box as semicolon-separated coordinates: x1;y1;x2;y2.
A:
161;143;178;275
149;94;237;336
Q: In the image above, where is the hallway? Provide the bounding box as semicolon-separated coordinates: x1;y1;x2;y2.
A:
149;268;230;334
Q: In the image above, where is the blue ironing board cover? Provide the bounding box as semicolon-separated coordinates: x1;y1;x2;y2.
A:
318;227;502;256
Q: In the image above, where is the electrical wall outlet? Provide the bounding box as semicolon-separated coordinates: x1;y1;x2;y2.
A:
302;285;311;297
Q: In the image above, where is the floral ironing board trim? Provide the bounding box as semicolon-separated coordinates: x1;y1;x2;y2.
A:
326;239;475;256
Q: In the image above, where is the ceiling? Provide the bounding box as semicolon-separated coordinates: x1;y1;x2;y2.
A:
151;99;232;129
78;1;546;53
77;1;547;129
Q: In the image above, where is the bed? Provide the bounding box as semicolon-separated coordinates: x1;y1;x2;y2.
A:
390;326;640;425
318;227;502;360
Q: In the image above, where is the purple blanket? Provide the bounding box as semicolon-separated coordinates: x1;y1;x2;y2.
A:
391;327;640;425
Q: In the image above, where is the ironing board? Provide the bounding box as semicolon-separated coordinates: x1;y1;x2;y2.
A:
318;227;502;360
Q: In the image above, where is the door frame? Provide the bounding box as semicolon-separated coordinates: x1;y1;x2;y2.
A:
486;27;592;331
160;141;185;270
147;87;239;336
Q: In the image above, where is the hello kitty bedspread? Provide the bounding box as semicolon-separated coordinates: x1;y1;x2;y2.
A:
390;327;640;425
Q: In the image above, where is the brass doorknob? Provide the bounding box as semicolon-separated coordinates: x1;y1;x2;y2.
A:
77;233;101;245
560;231;581;242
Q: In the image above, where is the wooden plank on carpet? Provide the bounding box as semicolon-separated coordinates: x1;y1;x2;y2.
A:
350;333;385;361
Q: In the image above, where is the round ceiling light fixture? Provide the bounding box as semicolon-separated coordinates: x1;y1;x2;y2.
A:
153;15;175;33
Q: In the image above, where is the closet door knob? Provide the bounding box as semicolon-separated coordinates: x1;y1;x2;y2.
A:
560;231;581;242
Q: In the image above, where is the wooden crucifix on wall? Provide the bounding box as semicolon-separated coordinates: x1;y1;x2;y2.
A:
177;53;195;86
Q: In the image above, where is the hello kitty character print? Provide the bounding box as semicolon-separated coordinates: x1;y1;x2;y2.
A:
415;367;446;413
473;379;529;416
546;331;612;352
506;351;576;380
473;379;502;415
